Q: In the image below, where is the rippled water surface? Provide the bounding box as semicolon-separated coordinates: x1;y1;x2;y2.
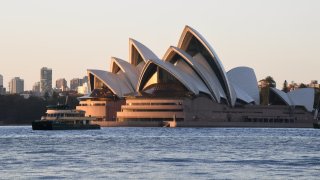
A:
0;126;319;179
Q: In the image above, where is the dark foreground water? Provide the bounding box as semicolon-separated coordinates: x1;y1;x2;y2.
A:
0;127;319;179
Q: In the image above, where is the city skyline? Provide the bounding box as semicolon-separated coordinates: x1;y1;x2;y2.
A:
0;68;88;92
0;0;319;90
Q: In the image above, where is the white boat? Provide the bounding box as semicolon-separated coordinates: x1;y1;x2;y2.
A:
32;104;100;130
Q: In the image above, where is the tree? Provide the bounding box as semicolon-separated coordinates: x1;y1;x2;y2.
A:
265;76;276;88
299;83;307;88
0;92;81;125
282;80;288;93
315;89;320;108
259;76;276;105
44;91;50;101
0;95;46;124
51;91;58;100
260;87;269;105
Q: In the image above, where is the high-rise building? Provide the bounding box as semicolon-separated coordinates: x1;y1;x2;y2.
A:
0;74;5;95
40;67;52;95
32;81;41;96
8;77;24;94
0;86;6;95
0;74;3;87
69;76;88;91
70;78;82;91
56;78;68;91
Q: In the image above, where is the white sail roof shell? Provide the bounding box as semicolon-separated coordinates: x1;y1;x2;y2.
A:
192;53;227;101
178;25;236;106
227;67;260;105
129;38;159;72
173;60;212;97
129;39;158;61
270;88;293;106
270;87;314;112
163;46;224;101
138;58;206;95
232;84;255;104
88;69;133;97
110;57;139;90
288;88;314;112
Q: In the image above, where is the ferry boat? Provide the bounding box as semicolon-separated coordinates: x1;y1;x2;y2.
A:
32;104;100;130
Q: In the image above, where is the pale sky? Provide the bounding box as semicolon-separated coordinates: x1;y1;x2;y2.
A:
0;0;319;90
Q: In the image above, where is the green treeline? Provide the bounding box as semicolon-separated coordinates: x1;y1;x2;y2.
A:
0;94;80;125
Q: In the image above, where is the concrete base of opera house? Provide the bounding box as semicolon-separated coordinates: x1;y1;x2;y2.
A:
77;96;316;128
164;121;314;128
91;120;314;128
91;120;164;127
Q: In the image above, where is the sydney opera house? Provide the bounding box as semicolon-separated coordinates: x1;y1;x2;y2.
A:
76;25;316;128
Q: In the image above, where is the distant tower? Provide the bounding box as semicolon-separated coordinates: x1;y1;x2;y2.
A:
70;78;83;91
32;82;41;96
56;78;68;91
0;74;5;95
9;77;24;94
0;74;3;87
40;67;52;95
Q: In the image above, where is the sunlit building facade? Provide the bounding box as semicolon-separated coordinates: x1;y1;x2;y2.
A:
77;82;89;95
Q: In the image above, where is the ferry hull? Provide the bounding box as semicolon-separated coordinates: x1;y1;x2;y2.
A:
32;120;100;130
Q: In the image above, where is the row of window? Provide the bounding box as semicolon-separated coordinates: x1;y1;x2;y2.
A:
243;117;295;123
79;103;106;106
118;118;184;122
126;102;183;106
122;109;183;112
47;113;83;118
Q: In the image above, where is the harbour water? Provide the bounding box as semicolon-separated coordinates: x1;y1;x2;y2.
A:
0;126;319;179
